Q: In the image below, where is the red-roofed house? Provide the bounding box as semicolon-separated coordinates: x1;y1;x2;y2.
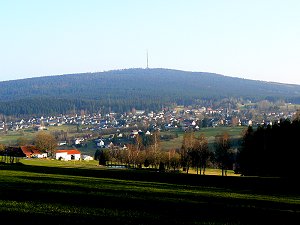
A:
21;146;47;158
55;149;81;161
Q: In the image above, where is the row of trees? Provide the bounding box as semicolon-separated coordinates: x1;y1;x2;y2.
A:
180;132;210;174
180;131;235;175
96;130;235;176
95;132;174;170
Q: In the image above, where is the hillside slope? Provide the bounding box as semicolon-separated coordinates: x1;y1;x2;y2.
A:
1;68;300;116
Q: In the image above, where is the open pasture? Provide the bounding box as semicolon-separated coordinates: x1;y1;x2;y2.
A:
161;126;245;150
19;158;239;176
0;125;79;146
0;160;299;225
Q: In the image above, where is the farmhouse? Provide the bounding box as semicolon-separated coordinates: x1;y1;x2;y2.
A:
21;145;47;158
55;149;81;161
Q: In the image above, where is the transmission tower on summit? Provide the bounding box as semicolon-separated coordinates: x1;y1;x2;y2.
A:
146;50;149;69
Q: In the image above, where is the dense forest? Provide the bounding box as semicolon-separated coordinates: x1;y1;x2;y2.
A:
237;117;300;177
1;68;300;116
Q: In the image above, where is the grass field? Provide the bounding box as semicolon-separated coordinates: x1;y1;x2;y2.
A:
161;126;245;150
0;125;81;146
19;159;239;176
0;159;299;225
0;129;36;145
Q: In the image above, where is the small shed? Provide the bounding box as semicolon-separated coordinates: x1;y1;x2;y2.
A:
82;155;93;161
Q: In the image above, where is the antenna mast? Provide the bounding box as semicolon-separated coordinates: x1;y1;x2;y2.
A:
146;50;149;69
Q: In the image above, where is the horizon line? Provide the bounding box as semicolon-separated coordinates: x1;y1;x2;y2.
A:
0;67;298;86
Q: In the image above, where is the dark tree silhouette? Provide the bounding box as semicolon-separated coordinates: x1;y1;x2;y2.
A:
238;118;300;177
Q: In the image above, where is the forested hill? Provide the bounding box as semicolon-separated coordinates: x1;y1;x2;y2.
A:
1;68;300;117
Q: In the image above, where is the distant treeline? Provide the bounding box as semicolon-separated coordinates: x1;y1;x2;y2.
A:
0;97;165;117
1;68;300;116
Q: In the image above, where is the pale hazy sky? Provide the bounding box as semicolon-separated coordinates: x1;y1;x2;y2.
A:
1;0;300;84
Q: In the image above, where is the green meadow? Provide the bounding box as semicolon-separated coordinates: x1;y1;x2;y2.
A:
0;159;299;225
160;126;245;150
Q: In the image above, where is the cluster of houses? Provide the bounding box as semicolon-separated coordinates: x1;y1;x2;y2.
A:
0;103;298;159
1;103;297;134
0;102;298;164
22;145;84;161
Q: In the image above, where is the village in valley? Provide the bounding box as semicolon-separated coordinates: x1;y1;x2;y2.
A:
0;100;299;162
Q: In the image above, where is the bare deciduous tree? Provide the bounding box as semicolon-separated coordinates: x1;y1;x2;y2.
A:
180;131;195;174
34;131;57;157
215;132;232;176
194;133;210;175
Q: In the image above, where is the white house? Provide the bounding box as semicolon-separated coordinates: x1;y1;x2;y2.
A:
97;140;105;147
55;149;81;161
74;138;84;145
58;141;67;146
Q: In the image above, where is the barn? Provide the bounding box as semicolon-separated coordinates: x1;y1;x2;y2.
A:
21;145;47;158
55;149;81;161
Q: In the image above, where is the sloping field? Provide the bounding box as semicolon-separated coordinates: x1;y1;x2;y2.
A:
161;126;245;150
0;161;299;225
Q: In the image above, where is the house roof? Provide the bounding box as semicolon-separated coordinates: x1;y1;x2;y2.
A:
55;149;81;155
21;145;43;156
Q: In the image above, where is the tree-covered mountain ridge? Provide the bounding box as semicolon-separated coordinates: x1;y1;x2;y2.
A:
1;68;300;116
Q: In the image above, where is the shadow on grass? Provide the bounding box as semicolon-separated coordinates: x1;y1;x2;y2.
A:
1;163;300;225
1;163;299;195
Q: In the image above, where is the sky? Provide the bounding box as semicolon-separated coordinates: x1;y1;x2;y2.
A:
1;0;300;84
